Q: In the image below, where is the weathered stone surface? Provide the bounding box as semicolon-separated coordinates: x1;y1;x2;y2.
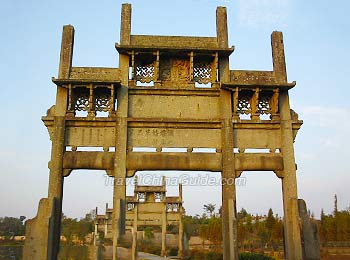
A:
24;3;304;260
298;199;321;260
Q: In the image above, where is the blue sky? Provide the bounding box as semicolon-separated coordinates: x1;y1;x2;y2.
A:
1;0;349;219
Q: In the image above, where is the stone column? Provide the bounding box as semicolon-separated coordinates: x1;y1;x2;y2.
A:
279;91;303;260
105;223;108;238
94;224;98;246
272;31;303;260
46;116;66;260
217;6;239;260
132;205;138;260
23;25;73;260
178;206;184;258
161;204;167;257
112;4;131;260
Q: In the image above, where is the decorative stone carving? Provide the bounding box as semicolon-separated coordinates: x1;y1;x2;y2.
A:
194;61;212;84
171;59;190;82
94;88;111;112
135;61;155;83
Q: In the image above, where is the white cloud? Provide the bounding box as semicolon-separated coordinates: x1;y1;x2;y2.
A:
298;105;350;129
238;0;291;27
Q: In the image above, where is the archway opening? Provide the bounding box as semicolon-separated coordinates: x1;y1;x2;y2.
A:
59;170;113;258
236;171;284;257
125;170;223;257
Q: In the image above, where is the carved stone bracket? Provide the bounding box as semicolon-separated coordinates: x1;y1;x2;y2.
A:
63;169;73;177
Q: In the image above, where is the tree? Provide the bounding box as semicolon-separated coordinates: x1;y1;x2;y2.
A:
0;217;25;237
266;209;276;232
143;227;154;240
203;204;216;217
61;216;78;244
199;216;222;251
334;194;338;215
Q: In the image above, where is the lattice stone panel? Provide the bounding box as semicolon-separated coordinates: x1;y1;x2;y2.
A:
237;91;253;115
137;192;146;202
154;192;162;201
127;202;135;211
194;61;212;84
73;87;89;112
257;94;271;115
94;87;111;112
167;203;179;212
135;62;155;83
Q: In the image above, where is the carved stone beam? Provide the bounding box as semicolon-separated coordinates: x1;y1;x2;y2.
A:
270;88;280;121
127;170;136;177
250;88;259;121
235;171;243;178
189;51;194;82
154;50;160;82
274;170;284;179
232;87;239;121
63;169;73;177
66;84;75;117
212;52;218;82
131;50;135;80
88;83;95;118
106;170;114;177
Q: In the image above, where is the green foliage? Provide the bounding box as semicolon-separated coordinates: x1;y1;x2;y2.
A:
138;240;161;255
199;216;222;247
58;245;89;260
0;245;23;260
188;250;223;260
184;214;208;238
0;217;25;237
188;251;274;260
239;252;275;260
320;208;350;242
143;227;154;240
203;204;216;217
167;247;179;256
60;212;94;245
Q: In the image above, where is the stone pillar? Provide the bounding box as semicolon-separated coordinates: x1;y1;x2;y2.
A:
161;204;167;257
131;205;138;260
279;91;303;260
105;223;108;238
298;199;320;260
94;223;98;246
112;4;131;260
120;3;131;45
178;206;184;258
217;6;239;260
88;245;102;260
272;31;303;260
23;25;73;260
46;116;66;260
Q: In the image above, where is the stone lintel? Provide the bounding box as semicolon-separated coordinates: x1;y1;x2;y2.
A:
235;153;284;171
128;118;222;129
134;186;166;193
63;152;115;170
42;116;116;127
115;43;234;56
69;67;121;81
127;152;222;172
128;87;221;97
52;77;121;86
225;70;296;88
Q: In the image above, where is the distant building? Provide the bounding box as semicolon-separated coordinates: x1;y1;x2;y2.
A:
94;176;184;257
